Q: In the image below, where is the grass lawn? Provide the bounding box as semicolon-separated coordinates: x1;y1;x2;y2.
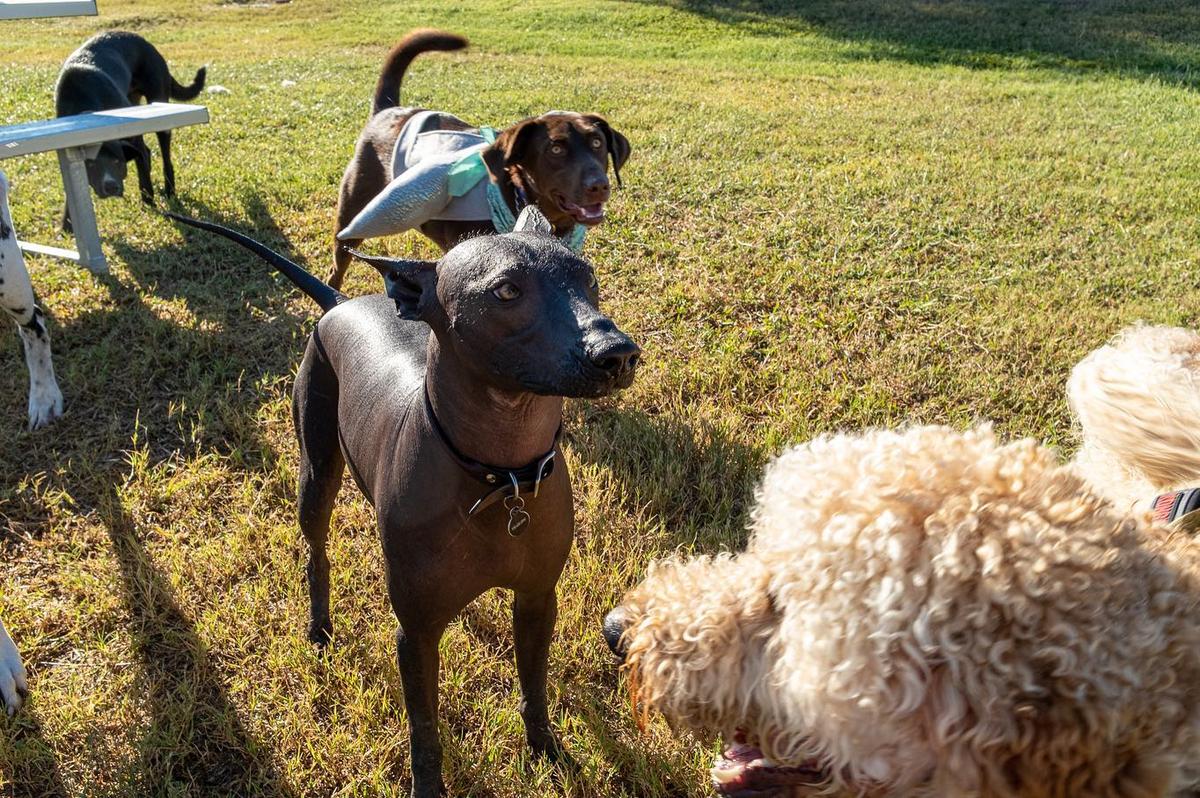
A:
2;0;1199;795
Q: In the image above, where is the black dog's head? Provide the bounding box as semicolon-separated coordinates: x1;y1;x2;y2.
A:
81;140;139;198
350;208;639;398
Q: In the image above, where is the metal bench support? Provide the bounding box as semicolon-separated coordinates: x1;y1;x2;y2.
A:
55;146;106;272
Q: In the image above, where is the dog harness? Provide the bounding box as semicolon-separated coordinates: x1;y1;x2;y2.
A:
1150;488;1200;524
423;385;560;536
337;110;586;252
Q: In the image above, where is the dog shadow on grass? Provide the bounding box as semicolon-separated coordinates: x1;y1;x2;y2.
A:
568;402;764;555
0;711;70;798
644;0;1200;90
0;195;312;795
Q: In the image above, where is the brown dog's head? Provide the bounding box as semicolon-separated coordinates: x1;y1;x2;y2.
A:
482;112;631;234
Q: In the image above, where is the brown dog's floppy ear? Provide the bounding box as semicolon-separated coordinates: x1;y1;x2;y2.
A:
584;115;631;188
346;249;438;322
482;118;544;179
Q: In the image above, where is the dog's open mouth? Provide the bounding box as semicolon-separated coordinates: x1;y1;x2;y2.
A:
711;736;828;797
554;193;606;226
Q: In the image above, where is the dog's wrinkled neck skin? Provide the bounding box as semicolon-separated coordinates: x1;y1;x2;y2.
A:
424;335;562;468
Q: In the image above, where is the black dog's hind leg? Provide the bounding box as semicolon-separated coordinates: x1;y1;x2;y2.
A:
294;339;345;647
126;137;154;205
61;203;72;234
156;130;175;198
513;589;566;760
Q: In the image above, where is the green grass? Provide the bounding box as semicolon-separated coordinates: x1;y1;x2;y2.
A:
1;0;1199;794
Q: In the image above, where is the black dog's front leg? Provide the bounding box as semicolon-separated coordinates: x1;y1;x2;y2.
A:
396;626;446;798
126;137;154;205
513;589;565;760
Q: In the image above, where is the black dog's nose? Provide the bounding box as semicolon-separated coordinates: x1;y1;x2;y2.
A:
603;606;631;663
101;177;122;197
590;336;640;378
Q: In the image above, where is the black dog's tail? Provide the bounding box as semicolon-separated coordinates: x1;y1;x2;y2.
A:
165;212;346;313
170;66;207;101
372;29;468;116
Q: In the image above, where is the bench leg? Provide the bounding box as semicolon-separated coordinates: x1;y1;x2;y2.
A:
57;147;107;274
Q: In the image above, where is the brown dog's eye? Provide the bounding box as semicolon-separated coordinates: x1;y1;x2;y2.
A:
493;282;521;301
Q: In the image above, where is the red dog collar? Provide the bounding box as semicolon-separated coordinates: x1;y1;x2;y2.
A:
1151;488;1200;524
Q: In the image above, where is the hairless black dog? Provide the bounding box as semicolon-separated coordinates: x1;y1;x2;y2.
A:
167;208;639;797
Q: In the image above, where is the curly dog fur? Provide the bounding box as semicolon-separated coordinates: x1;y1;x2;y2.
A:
1069;324;1200;512
611;325;1200;797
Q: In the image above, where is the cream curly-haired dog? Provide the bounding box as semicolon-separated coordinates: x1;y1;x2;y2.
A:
604;325;1200;798
1069;324;1200;517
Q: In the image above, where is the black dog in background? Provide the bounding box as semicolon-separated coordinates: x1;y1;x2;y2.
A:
55;31;206;231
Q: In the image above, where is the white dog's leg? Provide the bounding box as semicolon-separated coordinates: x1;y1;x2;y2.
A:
0;170;63;430
0;616;27;715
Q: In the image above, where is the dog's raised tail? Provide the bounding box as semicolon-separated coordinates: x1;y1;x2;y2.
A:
165;212;346;313
373;29;468;116
170;65;207;101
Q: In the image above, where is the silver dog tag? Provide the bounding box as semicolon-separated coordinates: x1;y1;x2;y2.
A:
507;505;530;536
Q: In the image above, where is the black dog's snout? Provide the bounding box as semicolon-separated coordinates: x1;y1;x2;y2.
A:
603;607;631;663
101;177;122;197
589;336;640;378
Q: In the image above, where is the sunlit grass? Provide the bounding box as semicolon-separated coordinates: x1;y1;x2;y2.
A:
1;0;1199;794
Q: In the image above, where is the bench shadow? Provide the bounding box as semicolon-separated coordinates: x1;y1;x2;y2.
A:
643;0;1200;89
0;197;312;794
110;192;318;327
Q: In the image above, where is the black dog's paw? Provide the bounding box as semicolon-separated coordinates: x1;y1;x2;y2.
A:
529;729;580;773
308;618;333;648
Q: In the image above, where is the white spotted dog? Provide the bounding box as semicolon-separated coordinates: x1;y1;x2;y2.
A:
0;617;26;715
0;170;63;429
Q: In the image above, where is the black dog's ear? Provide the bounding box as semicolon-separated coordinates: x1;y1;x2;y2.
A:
482;118;544;179
346;249;438;321
583;115;631;188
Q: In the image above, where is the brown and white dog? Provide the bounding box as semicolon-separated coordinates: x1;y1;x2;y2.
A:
330;29;631;289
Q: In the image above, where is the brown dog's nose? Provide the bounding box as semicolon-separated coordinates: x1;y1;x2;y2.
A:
590;336;640;379
603;606;631;662
584;176;610;200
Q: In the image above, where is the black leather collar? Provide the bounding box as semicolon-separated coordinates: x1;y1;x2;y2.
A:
423;386;559;517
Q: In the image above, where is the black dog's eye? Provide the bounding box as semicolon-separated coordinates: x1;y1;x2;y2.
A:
493;282;521;301
549;143;566;156
590;137;603;149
